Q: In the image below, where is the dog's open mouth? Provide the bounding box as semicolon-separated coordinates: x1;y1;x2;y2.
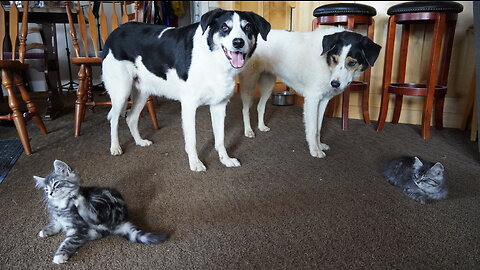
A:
223;46;245;69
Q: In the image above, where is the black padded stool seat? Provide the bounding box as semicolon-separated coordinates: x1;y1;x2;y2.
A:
313;3;376;17
312;3;377;130
387;1;463;15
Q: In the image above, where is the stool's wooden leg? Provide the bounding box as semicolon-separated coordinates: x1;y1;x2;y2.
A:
361;19;375;125
435;95;445;130
422;14;446;139
146;96;159;130
391;24;410;125
2;70;32;155
74;65;87;137
435;20;457;130
392;94;403;124
341;88;350;130
325;96;336;118
377;17;397;132
13;71;47;135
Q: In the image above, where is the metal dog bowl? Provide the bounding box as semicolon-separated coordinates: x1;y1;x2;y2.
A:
272;88;294;106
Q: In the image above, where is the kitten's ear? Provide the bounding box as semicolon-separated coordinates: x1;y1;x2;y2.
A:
54;160;73;176
429;162;445;175
413;157;423;170
33;176;46;189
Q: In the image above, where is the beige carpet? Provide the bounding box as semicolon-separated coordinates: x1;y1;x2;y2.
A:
1;92;479;269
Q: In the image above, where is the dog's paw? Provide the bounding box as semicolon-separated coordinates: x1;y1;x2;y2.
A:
310;148;326;158
189;160;207;172
110;145;123;156
319;143;330;151
258;125;270;132
221;157;241;168
53;254;69;264
245;129;256;138
136;139;153;147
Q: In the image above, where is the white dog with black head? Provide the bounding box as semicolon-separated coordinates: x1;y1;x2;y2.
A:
239;27;381;158
102;8;271;171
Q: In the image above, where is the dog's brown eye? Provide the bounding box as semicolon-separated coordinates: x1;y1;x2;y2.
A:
347;60;357;67
222;24;229;32
244;23;252;32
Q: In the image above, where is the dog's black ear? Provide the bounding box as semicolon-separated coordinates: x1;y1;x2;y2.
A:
245;12;271;41
321;32;340;56
200;8;225;35
361;36;382;68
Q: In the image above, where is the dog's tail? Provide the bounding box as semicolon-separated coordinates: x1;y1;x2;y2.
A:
115;222;169;244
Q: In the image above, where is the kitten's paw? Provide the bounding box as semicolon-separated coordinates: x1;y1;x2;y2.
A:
38;230;47;238
189;160;206;172
258;125;270;132
309;148;326;158
319;143;330;151
136;139;152;147
220;156;241;168
53;254;69;264
245;129;255;138
110;145;123;156
416;198;427;204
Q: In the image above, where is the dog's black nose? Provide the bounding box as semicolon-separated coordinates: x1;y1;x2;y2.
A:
232;38;245;49
331;80;340;88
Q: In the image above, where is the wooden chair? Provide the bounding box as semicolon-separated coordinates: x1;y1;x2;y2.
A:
64;1;159;137
0;1;47;155
312;3;377;131
376;1;463;139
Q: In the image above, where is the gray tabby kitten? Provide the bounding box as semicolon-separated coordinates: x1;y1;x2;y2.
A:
382;156;447;204
34;160;168;264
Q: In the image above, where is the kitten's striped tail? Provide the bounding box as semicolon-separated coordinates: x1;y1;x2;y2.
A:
115;222;169;244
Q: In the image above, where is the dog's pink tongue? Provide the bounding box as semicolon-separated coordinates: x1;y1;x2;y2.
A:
231;52;244;68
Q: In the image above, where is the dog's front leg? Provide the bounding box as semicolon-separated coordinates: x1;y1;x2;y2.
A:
316;98;331;151
181;102;206;172
304;96;326;158
210;101;241;168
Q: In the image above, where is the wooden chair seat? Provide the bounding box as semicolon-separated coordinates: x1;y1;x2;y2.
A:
0;60;28;70
70;57;102;65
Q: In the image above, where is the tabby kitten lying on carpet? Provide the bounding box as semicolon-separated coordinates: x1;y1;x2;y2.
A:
382;156;447;204
34;160;168;264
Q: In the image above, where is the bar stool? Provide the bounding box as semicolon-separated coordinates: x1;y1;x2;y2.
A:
312;3;377;130
376;1;463;139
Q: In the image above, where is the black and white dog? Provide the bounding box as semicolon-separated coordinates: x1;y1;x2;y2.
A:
102;9;270;171
239;27;381;158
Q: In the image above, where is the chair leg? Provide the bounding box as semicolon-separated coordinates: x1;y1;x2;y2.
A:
74;65;87;137
146;96;159;130
341;88;350;130
2;70;32;155
421;14;446;139
13;72;47;135
376;17;397;132
392;94;403;124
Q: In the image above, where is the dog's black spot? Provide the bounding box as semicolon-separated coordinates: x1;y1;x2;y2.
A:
103;22;197;81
